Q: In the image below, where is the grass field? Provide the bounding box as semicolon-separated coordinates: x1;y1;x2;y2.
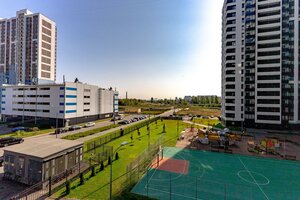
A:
176;106;221;117
0;128;54;138
54;120;187;199
62;124;120;140
193;118;220;126
132;147;300;200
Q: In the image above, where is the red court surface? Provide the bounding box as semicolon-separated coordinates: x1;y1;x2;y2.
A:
151;157;189;174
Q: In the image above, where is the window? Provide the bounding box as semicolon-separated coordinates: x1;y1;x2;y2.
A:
66;87;77;91
66;110;76;113
66;95;77;98
66;102;77;106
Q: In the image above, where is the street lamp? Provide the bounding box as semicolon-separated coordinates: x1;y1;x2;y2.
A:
110;141;129;200
50;105;59;138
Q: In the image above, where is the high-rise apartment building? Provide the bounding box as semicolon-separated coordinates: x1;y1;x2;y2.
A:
222;0;300;130
0;9;57;85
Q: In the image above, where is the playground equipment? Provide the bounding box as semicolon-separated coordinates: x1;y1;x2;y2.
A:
197;129;240;146
247;137;280;155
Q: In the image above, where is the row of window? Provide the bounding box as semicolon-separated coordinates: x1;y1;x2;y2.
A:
12;108;49;113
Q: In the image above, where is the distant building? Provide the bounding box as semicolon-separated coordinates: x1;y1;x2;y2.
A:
125;107;141;114
0;9;57;85
1;82;118;126
3;137;83;185
184;96;192;103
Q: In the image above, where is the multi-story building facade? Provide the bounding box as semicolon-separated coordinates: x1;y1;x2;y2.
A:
0;9;57;85
1;82;118;126
222;0;300;130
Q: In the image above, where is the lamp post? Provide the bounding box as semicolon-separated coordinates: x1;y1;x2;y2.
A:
110;141;128;200
50;105;59;138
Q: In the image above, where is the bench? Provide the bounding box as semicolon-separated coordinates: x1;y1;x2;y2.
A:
285;155;296;161
210;147;220;152
224;149;233;154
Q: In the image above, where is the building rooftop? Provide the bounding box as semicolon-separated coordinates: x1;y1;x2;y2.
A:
3;137;83;160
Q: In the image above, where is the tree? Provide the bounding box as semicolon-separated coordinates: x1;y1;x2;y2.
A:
66;180;70;194
91;166;95;177
108;156;112;165
100;161;104;171
115;152;119;160
162;123;166;133
79;173;85;185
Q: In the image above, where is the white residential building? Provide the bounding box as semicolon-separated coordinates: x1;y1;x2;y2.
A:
0;9;57;85
222;0;300;130
1;82;118;126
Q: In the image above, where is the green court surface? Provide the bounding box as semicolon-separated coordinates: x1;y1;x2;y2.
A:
131;147;300;200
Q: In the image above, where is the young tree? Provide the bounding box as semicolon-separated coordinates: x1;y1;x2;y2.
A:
108;156;112;165
91;166;95;177
66;180;70;195
162;123;166;133
100;161;104;171
79;173;85;185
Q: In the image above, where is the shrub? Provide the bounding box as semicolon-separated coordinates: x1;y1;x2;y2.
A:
91;166;95;177
162;124;166;133
30;127;39;132
100;161;104;171
79;173;84;185
66;180;70;194
108;156;112;165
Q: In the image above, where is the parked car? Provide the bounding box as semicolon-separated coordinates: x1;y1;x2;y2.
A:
69;125;82;131
55;128;67;134
11;126;28;132
84;122;95;128
118;121;126;125
0;137;24;147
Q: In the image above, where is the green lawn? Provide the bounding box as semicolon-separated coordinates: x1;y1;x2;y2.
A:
193;118;220;126
62;124;120;140
54;120;187;200
0;128;54;138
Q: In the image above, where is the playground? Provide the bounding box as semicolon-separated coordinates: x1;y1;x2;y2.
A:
132;147;300;200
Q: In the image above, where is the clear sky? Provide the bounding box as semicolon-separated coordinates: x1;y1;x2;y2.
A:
0;0;223;99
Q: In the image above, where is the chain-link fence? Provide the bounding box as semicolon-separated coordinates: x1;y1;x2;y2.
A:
126;134;164;188
85;117;160;153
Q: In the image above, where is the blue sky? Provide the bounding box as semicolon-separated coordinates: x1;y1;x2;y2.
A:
0;0;223;99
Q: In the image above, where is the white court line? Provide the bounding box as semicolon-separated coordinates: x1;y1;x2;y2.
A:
145;165;159;188
238;157;270;200
148;187;203;200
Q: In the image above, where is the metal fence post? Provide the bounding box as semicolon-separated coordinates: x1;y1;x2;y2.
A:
48;176;52;196
169;174;172;200
146;168;149;199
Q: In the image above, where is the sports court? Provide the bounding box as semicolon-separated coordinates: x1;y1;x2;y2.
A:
131;147;300;200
